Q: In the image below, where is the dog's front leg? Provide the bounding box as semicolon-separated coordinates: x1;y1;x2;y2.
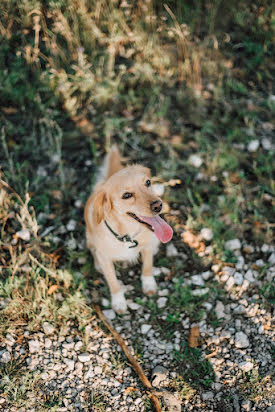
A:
95;252;127;314
141;247;157;296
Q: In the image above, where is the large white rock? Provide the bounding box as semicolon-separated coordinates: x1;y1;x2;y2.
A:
28;340;40;353
225;239;241;250
235;332;249;348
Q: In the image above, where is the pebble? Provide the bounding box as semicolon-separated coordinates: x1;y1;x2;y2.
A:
153;183;165;196
64;359;75;370
28;340;40;353
215;301;226;319
191;274;205;286
225;276;235;290
268;253;275;265
247;139;259;152
202;391;214;401
234;272;243;286
141;324;152;334
200;228;213;241
157;297;167;308
16;228;31;241
238;361;254;372
102;309;116;320
225;238;241;250
78;353;91;363
94;366;102;375
242;400;252;411
42;322;55;335
191;288;209;296
0;351;11;363
188;154;203;168
151;365;169;386
235;332;249;348
66;219;77;231
201;270;212;280
166;243;179;257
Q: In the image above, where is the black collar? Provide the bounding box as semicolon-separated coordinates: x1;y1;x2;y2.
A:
104;220;138;248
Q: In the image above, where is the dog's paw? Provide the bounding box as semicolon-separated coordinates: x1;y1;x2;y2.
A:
111;290;127;314
141;275;157;296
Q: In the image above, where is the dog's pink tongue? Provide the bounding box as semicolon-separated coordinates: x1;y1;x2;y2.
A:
140;215;173;243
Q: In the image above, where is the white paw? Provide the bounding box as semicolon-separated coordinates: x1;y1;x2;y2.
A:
111;290;127;314
141;275;157;296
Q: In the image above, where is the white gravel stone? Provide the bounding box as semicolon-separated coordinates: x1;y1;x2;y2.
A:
215;301;226;319
200;228;213;241
225;276;235;290
66;219;77;231
151;365;169;386
238;361;254;372
225;238;241;250
28;340;40;353
44;338;52;349
102;309;116;320
74;341;83;351
16;228;30;241
245;270;256;283
202;271;212;280
191;288;209;296
157;297;168;309
235;332;249;348
128;302;141;310
42;322;55;335
84;367;94;379
166;243;179;257
0;351;11;363
64;359;75;370
268;252;275;265
262;137;272;150
202;391;214;401
191;274;205;286
247;139;259;152
234;272;244;286
153;183;165;197
188;154;203;167
78;353;91;363
141;324;152;334
94;366;102;375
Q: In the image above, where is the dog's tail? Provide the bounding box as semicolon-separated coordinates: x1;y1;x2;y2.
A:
97;145;123;183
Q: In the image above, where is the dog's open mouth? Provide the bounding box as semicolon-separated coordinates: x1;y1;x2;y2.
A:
127;212;173;243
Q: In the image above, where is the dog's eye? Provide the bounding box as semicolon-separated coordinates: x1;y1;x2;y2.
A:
122;192;133;199
145;179;151;187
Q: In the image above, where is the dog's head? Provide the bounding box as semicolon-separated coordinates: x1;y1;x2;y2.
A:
93;165;173;243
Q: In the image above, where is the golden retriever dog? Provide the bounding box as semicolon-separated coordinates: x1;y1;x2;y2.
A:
84;146;173;313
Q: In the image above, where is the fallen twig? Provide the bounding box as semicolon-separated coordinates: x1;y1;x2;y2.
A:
93;304;162;412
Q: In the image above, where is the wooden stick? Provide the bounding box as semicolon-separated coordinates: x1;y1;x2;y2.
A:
93;304;162;412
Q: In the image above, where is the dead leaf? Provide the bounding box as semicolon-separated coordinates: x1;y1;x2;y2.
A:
48;284;59;295
166;179;181;187
170;135;182;145
124;387;138;394
188;325;200;348
1;107;18;114
181;230;200;249
139;118;170;138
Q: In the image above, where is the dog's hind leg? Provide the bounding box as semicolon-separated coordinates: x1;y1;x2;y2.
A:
95;251;127;314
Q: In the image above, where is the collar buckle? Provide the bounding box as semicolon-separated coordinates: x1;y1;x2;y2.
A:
104;221;139;249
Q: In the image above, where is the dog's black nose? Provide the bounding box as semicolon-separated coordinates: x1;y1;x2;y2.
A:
150;200;162;213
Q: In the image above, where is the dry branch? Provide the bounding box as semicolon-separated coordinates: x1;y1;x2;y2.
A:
93;304;162;412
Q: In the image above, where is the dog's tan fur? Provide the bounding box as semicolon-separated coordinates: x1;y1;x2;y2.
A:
84;146;163;313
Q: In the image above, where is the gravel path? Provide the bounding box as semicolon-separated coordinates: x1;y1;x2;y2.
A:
1;240;274;411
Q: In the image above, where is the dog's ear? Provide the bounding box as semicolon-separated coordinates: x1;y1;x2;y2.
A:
141;166;151;178
93;190;113;224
